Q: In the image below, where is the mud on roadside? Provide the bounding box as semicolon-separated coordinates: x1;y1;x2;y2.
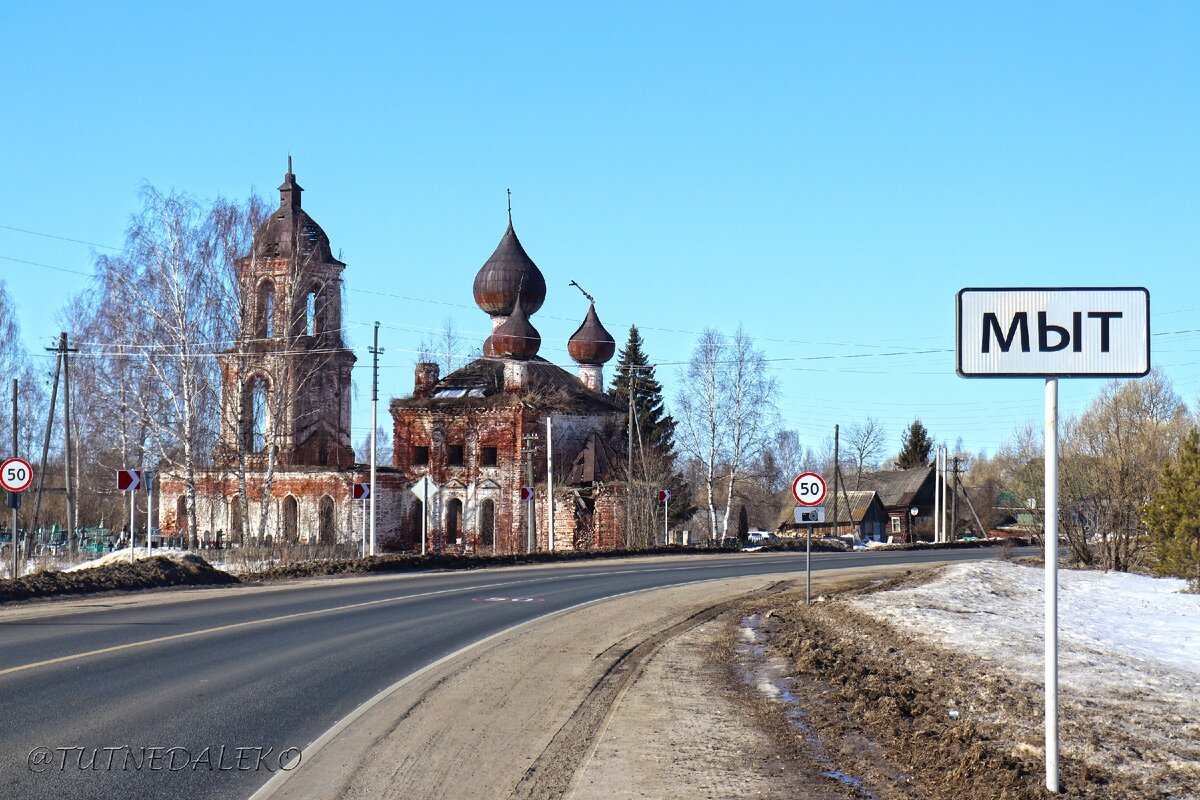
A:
719;568;1152;800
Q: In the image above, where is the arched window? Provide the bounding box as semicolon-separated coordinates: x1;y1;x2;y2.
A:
305;287;318;336
318;496;335;545
247;376;269;452
257;280;275;339
282;496;299;543
445;498;463;544
480;499;496;550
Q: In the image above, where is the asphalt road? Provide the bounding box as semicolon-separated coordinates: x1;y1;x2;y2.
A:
0;548;1027;800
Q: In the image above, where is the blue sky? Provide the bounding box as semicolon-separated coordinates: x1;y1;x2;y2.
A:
1;1;1198;459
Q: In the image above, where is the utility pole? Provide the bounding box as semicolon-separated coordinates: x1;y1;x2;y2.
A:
832;424;839;535
626;370;634;549
368;322;382;557
522;430;538;553
11;378;18;579
31;342;61;536
61;333;76;552
546;416;554;552
951;455;961;542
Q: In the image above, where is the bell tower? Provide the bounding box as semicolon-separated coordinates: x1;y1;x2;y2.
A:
217;160;356;468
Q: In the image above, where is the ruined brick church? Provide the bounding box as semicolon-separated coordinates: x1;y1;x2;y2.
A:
159;164;628;552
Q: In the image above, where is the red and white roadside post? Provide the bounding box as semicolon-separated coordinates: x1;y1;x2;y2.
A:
2;457;34;578
117;470;142;563
957;287;1150;793
793;472;828;605
353;483;370;557
658;489;671;545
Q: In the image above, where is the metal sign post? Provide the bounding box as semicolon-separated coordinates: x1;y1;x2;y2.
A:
2;456;33;579
793;473;828;607
1045;377;1060;788
957;286;1150;794
116;470;142;563
144;471;153;555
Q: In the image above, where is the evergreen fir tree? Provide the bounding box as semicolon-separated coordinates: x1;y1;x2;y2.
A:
1144;428;1200;591
610;325;676;453
737;505;750;541
897;419;934;469
610;325;691;522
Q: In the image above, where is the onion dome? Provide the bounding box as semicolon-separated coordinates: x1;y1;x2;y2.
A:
473;223;547;317
251;159;340;264
568;303;616;365
485;299;541;358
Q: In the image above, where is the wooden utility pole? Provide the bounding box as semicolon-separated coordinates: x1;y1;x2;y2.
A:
61;333;76;551
832;425;839;535
522;430;538;553
951;455;961;542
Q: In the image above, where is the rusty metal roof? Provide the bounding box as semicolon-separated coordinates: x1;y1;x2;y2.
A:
472;223;547;317
392;356;620;413
567;303;616;365
484;300;541;359
251;168;342;265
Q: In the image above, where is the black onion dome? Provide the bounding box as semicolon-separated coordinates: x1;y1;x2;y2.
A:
567;303;616;365
252;168;341;264
473;223;547;317
486;300;541;358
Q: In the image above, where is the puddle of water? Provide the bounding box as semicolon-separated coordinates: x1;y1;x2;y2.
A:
735;614;881;799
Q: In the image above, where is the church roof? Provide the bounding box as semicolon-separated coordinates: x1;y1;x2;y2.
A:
568;303;616;365
472;223;547;317
251;164;342;265
485;299;541;358
393;356;621;413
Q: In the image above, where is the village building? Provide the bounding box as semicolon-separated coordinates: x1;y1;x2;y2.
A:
390;214;629;553
777;489;888;541
158;163;405;546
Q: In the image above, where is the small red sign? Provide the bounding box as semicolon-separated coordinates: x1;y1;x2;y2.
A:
520;486;535;501
353;483;371;500
117;469;142;493
658;489;671;503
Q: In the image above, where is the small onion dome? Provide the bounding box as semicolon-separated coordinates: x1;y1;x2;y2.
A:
473;223;547;317
485;300;541;358
567;303;616;365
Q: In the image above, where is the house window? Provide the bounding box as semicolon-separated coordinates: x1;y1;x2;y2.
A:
413;446;430;465
480;446;498;466
891;516;901;533
447;444;465;466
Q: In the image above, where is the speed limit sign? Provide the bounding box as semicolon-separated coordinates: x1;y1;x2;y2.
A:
1;458;34;493
792;472;827;506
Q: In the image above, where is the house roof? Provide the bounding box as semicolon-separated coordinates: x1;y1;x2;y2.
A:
568;431;621;484
392;356;622;414
854;466;934;509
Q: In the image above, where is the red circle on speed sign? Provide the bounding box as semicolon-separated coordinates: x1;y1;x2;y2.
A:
1;458;34;492
792;472;826;506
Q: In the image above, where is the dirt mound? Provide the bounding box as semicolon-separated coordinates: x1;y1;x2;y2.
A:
0;554;239;603
251;545;732;580
753;582;1146;799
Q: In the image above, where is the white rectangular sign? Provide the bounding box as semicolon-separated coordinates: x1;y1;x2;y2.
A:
957;287;1149;378
794;506;825;524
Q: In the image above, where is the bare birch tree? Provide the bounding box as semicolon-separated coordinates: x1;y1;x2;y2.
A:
675;327;776;542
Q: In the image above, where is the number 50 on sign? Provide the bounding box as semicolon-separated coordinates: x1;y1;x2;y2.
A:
792;472;827;506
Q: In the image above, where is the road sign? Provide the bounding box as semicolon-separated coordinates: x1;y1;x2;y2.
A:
957;288;1150;378
353;482;371;500
658;489;671;503
116;469;142;493
520;486;535;501
792;472;827;506
1;458;33;492
410;475;437;500
795;506;825;524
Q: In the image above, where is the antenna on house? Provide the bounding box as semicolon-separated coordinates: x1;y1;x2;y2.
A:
568;280;595;304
